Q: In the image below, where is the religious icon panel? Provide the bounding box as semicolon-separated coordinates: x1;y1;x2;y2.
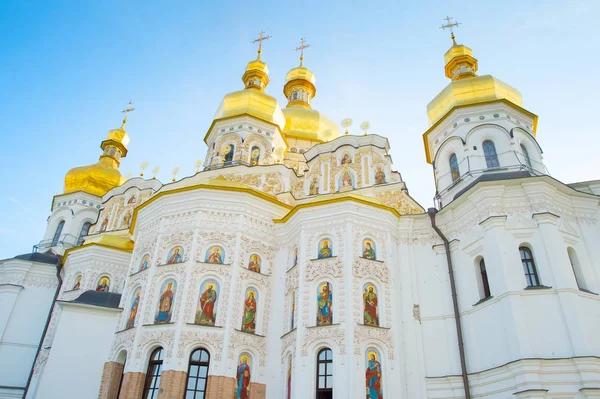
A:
374;167;386;184
236;353;252;399
247;254;261;273
72;275;82;290
155;279;177;324
139;254;150;271
362;239;376;260
363;283;379;327
340;170;354;189
205;245;225;264
195;279;219;326
250;146;260;166
126;288;141;329
166;246;183;264
318;238;333;259
241;288;258;334
365;348;383;399
317;282;333;326
96;276;110;292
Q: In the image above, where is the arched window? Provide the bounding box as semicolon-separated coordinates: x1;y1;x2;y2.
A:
519;247;540;287
250;146;260;166
51;220;65;246
449;153;460;182
482;140;500;168
478;258;491;299
567;247;587;291
185;348;210;399
316;348;333;398
77;221;92;246
142;348;164;398
520;144;532;168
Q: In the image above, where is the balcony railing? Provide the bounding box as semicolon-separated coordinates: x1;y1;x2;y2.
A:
435;150;549;205
203;160;254;171
33;233;79;253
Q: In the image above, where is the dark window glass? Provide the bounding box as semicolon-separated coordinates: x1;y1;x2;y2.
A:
185;348;210;399
479;258;491;298
519;247;540;287
51;221;65;246
449;153;460;182
483;140;500;168
77;221;92;246
143;348;164;399
520;144;532;168
316;348;333;399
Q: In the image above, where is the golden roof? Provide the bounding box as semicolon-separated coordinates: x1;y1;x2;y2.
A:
213;89;286;130
64;157;126;197
285;66;316;86
282;106;340;142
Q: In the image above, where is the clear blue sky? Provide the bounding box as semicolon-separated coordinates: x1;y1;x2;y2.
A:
1;0;598;259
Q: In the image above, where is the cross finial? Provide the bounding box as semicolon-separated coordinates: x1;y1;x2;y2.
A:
440;16;461;45
295;37;310;67
121;101;135;128
251;31;272;60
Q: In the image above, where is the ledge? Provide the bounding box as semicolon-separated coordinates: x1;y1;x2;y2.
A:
157;260;188;267
306;323;341;329
280;328;297;339
472;295;494;306
357;324;390;330
359;257;384;263
129;267;149;277
61;288;81;293
238;265;270;277
286;263;298;273
186;323;223;329
309;256;337;262
195;261;232;267
524;285;552;290
115;327;134;334
142;322;175;327
579;288;599;296
234;329;265;338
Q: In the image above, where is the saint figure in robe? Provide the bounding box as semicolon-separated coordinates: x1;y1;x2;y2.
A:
341;153;352;165
72;275;81;290
248;254;261;273
167;247;182;264
375;167;386;185
250;147;260;166
363;241;376;260
127;291;140;329
121;211;132;228
96;277;110;292
140;254;150;271
196;284;218;325
241;291;257;333
363;286;379;326
100;217;109;232
309;177;319;195
127;195;136;204
236;356;251;399
318;240;332;259
342;170;352;188
156;282;174;323
365;352;383;399
206;247;223;264
317;283;333;325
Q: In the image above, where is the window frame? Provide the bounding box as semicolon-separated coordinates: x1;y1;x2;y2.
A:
316;348;333;397
185;348;210;399
482;140;500;169
519;246;540;287
449;153;460;182
142;348;164;399
479;258;491;298
77;221;92;246
51;220;65;246
520;144;532;168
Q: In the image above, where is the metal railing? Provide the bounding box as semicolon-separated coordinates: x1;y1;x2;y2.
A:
435;150;549;205
203;160;255;171
33;234;79;253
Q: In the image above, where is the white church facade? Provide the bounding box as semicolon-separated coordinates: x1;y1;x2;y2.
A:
1;32;599;399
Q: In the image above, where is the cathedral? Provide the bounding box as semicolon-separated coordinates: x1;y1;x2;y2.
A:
1;27;599;399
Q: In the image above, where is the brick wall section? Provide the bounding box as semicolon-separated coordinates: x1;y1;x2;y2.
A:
98;361;125;399
157;370;187;399
248;382;266;399
206;375;236;399
118;372;146;399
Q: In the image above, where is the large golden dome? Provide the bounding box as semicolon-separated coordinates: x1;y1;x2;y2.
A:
426;43;522;125
64;121;130;197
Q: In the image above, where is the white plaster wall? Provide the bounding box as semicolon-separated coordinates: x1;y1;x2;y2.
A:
34;303;119;399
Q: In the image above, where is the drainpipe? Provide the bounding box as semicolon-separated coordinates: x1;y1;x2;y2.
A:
22;262;63;399
427;208;471;399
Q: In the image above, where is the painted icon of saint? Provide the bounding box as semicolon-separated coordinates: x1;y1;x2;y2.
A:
317;282;333;326
363;285;379;327
126;290;140;329
167;247;183;264
365;350;383;399
96;276;110;292
221;144;234;164
156;281;175;324
363;240;376;260
139;254;150;271
248;254;261;273
100;217;109;232
206;246;224;264
236;355;251;399
318;239;332;259
342;170;353;188
127;195;137;204
196;282;218;326
241;290;257;334
250;146;260;166
72;275;82;290
375;167;386;185
341;153;352;165
309;177;319;195
121;211;132;229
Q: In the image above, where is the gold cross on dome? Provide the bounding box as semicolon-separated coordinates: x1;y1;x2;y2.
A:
440;16;461;44
251;31;272;60
121;101;135;128
295;37;310;67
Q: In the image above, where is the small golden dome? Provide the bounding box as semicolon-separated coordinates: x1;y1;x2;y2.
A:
285;66;316;86
213;89;286;130
282;106;340;143
106;127;130;148
64;158;126;197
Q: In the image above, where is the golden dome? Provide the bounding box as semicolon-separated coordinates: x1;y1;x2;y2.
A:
106;127;130;148
426;43;522;125
285;66;316;86
282;106;340;142
213;89;286;130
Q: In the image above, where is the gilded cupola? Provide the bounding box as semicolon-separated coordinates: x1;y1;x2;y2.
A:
211;33;286;131
281;38;340;143
426;30;523;126
63;105;132;197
